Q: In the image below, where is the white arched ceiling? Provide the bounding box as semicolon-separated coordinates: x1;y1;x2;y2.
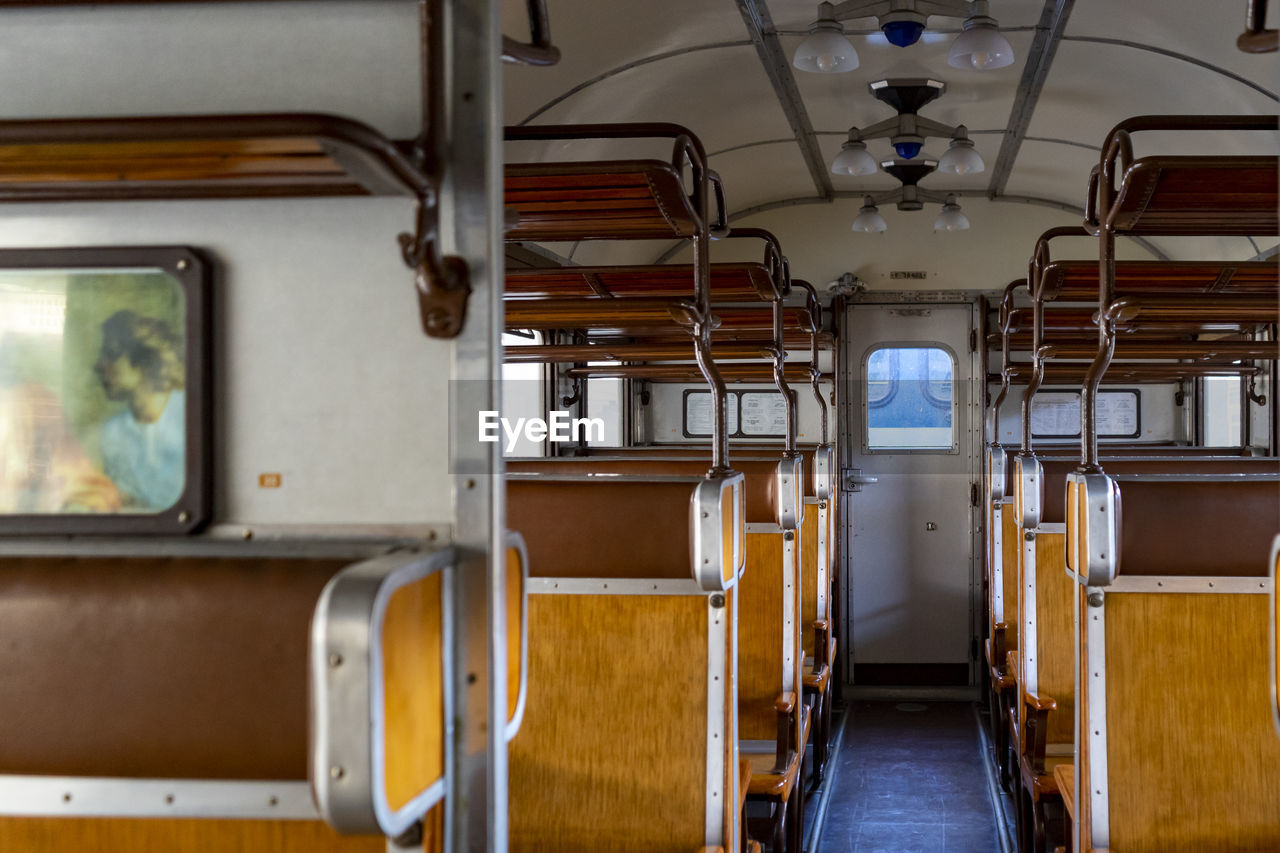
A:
504;0;1279;286
660;195;1156;292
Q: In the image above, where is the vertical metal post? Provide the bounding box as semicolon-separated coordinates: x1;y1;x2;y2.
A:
433;0;505;849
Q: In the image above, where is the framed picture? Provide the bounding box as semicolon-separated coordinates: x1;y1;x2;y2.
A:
0;247;210;534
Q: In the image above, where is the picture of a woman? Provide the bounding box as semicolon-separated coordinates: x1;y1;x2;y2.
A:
94;310;186;511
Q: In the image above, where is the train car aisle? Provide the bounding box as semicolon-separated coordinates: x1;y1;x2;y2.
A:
814;703;1009;853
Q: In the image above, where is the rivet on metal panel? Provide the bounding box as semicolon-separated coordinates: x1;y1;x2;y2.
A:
177;511;190;523
1024;532;1034;541
329;766;345;780
784;531;794;541
328;653;344;668
1087;592;1104;608
710;593;726;608
176;259;189;271
241;528;254;540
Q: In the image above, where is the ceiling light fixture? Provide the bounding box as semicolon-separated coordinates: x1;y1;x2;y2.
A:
831;135;879;176
791;2;860;73
933;194;970;230
936;125;985;174
849;160;973;234
793;0;1014;70
851;196;888;232
832;80;985;173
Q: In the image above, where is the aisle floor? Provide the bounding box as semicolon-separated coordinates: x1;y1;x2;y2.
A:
814;701;1002;853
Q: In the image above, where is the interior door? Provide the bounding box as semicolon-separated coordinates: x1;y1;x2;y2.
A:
839;299;981;687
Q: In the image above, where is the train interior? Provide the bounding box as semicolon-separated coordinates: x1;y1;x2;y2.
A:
0;1;1276;852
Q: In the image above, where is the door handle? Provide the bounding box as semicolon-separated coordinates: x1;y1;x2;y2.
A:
842;468;879;492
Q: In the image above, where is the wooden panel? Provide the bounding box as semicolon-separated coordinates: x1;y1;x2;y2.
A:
1105;593;1280;851
1033;534;1074;746
0;818;382;852
1001;503;1020;652
504;161;697;241
800;508;819;659
507;545;524;726
722;483;740;586
510;594;707;853
382;572;444;813
739;533;784;741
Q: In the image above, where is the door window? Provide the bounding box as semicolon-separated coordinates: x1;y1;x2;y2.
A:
864;345;956;451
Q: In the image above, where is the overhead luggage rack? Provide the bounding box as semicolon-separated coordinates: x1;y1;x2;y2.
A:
1085;115;1280;236
505;262;779;300
504;123;727;242
1038;259;1278;301
0;113;430;202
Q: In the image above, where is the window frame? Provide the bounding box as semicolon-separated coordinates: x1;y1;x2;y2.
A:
860;341;960;455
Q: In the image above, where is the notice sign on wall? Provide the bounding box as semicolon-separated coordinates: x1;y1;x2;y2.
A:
683;391;739;437
740;392;788;436
1030;389;1141;439
684;390;787;438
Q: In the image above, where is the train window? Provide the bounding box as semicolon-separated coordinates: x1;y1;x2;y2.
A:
1203;376;1242;447
586;369;623;447
864;345;956;452
500;331;546;456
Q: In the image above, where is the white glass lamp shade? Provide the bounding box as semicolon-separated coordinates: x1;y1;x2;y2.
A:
947;17;1015;70
832;141;878;176
938;139;985;175
933;198;970;231
852;203;888;233
794;24;859;73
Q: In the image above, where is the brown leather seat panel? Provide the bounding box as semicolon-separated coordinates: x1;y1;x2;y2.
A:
1118;479;1280;576
509;457;784;524
0;556;346;779
1034;456;1276;524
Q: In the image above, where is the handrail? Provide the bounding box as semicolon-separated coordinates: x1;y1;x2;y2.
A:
792;280;828;445
501;0;561;66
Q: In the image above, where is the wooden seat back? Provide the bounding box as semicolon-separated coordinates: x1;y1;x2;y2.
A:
0;550;480;852
505;476;741;853
1075;528;1280;852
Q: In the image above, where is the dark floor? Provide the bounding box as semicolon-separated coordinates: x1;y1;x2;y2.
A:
814;701;1001;853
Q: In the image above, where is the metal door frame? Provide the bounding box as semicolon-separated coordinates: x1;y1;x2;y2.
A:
837;292;984;688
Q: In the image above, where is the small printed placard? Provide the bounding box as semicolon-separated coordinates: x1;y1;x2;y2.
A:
258;473;283;489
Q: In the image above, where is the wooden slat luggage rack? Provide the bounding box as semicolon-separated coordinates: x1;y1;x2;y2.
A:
504;121;734;473
1062;116;1280;853
0;1;551;850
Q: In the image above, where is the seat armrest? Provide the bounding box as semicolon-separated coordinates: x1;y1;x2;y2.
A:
1022;689;1059;774
774;692;797;714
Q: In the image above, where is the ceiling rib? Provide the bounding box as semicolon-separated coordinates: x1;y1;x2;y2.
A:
1062;36;1277;102
516;40;752;125
734;0;834;200
988;0;1075;197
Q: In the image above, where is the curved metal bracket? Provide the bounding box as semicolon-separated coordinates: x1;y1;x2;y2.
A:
400;198;472;339
502;0;562;66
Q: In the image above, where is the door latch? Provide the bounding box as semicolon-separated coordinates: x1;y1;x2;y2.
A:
842;468;879;492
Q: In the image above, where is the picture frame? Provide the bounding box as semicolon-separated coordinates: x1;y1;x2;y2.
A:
0;246;211;535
